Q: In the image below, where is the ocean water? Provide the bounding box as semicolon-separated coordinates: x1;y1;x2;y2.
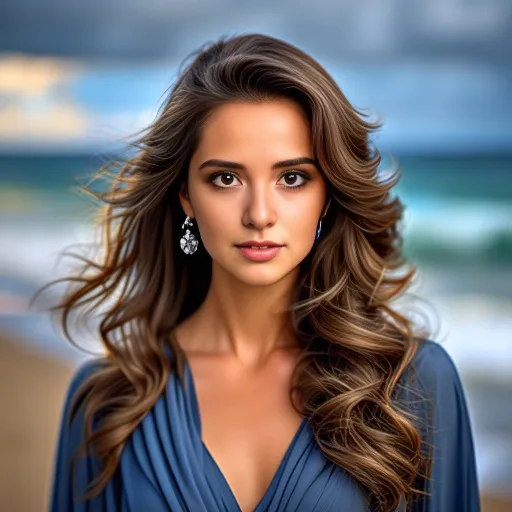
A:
1;152;511;268
0;152;511;494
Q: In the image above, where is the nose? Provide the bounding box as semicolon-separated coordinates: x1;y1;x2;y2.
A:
241;182;277;231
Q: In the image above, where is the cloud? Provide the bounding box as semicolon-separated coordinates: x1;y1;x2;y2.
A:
0;53;82;96
417;0;508;40
0;0;509;64
0;51;510;153
0;102;90;142
0;54;91;144
0;54;175;149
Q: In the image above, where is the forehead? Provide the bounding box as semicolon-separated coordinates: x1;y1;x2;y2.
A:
193;99;313;160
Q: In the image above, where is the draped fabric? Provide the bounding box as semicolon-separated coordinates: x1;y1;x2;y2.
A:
50;340;481;511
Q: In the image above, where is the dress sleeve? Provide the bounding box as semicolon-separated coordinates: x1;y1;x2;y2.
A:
402;340;481;512
49;359;106;512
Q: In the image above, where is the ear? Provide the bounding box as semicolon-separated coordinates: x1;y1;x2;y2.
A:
178;180;194;219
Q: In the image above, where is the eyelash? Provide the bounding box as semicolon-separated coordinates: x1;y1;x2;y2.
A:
207;170;312;190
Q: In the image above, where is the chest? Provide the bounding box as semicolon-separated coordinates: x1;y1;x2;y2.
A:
188;356;304;512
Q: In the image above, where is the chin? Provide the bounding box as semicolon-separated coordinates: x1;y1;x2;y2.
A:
235;264;300;287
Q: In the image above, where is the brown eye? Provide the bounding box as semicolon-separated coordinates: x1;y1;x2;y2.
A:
208;170;311;190
278;171;311;189
282;173;302;186
218;174;235;186
209;172;241;188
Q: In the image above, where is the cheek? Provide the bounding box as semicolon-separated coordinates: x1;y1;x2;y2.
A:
193;199;233;247
288;215;318;250
287;200;322;233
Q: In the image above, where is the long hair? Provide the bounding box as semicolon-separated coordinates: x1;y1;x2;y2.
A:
34;33;432;511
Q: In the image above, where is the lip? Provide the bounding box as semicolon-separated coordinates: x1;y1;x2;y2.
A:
235;240;283;248
236;246;283;262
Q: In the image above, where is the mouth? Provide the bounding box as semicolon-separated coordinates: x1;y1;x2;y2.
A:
235;241;284;249
235;244;284;261
235;245;282;249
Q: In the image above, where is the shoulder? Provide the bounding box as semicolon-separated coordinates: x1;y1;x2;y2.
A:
409;338;462;389
394;339;469;419
60;357;109;430
395;339;462;392
69;357;107;385
393;338;476;444
51;358;110;507
397;345;481;508
65;358;108;402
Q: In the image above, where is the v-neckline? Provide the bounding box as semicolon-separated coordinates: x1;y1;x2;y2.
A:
184;358;308;512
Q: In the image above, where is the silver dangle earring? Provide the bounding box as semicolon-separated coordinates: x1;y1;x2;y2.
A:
180;216;199;255
315;217;323;241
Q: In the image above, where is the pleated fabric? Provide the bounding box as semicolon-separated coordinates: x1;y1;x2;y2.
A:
50;340;480;511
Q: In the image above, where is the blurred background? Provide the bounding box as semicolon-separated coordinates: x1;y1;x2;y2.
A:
0;1;510;510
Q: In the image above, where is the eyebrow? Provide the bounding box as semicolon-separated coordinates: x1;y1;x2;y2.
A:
198;157;319;171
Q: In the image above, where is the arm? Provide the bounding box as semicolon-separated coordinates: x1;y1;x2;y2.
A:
405;340;481;512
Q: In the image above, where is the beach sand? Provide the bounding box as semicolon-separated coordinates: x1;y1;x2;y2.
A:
0;332;510;512
0;333;74;512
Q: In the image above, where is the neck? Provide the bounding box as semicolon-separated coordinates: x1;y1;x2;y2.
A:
184;262;301;366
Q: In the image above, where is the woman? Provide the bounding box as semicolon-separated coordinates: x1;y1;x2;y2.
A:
43;33;480;511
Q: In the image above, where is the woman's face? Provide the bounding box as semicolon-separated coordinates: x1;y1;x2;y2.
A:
180;98;329;286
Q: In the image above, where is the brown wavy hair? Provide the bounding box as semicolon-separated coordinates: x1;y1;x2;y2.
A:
34;33;433;511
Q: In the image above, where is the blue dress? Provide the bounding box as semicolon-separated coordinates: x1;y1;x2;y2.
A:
50;340;481;511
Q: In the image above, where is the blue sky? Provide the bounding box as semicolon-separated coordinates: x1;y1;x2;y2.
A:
1;57;508;154
0;0;510;153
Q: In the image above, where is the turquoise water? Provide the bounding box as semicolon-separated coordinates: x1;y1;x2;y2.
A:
1;152;511;266
1;152;511;198
392;154;512;202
